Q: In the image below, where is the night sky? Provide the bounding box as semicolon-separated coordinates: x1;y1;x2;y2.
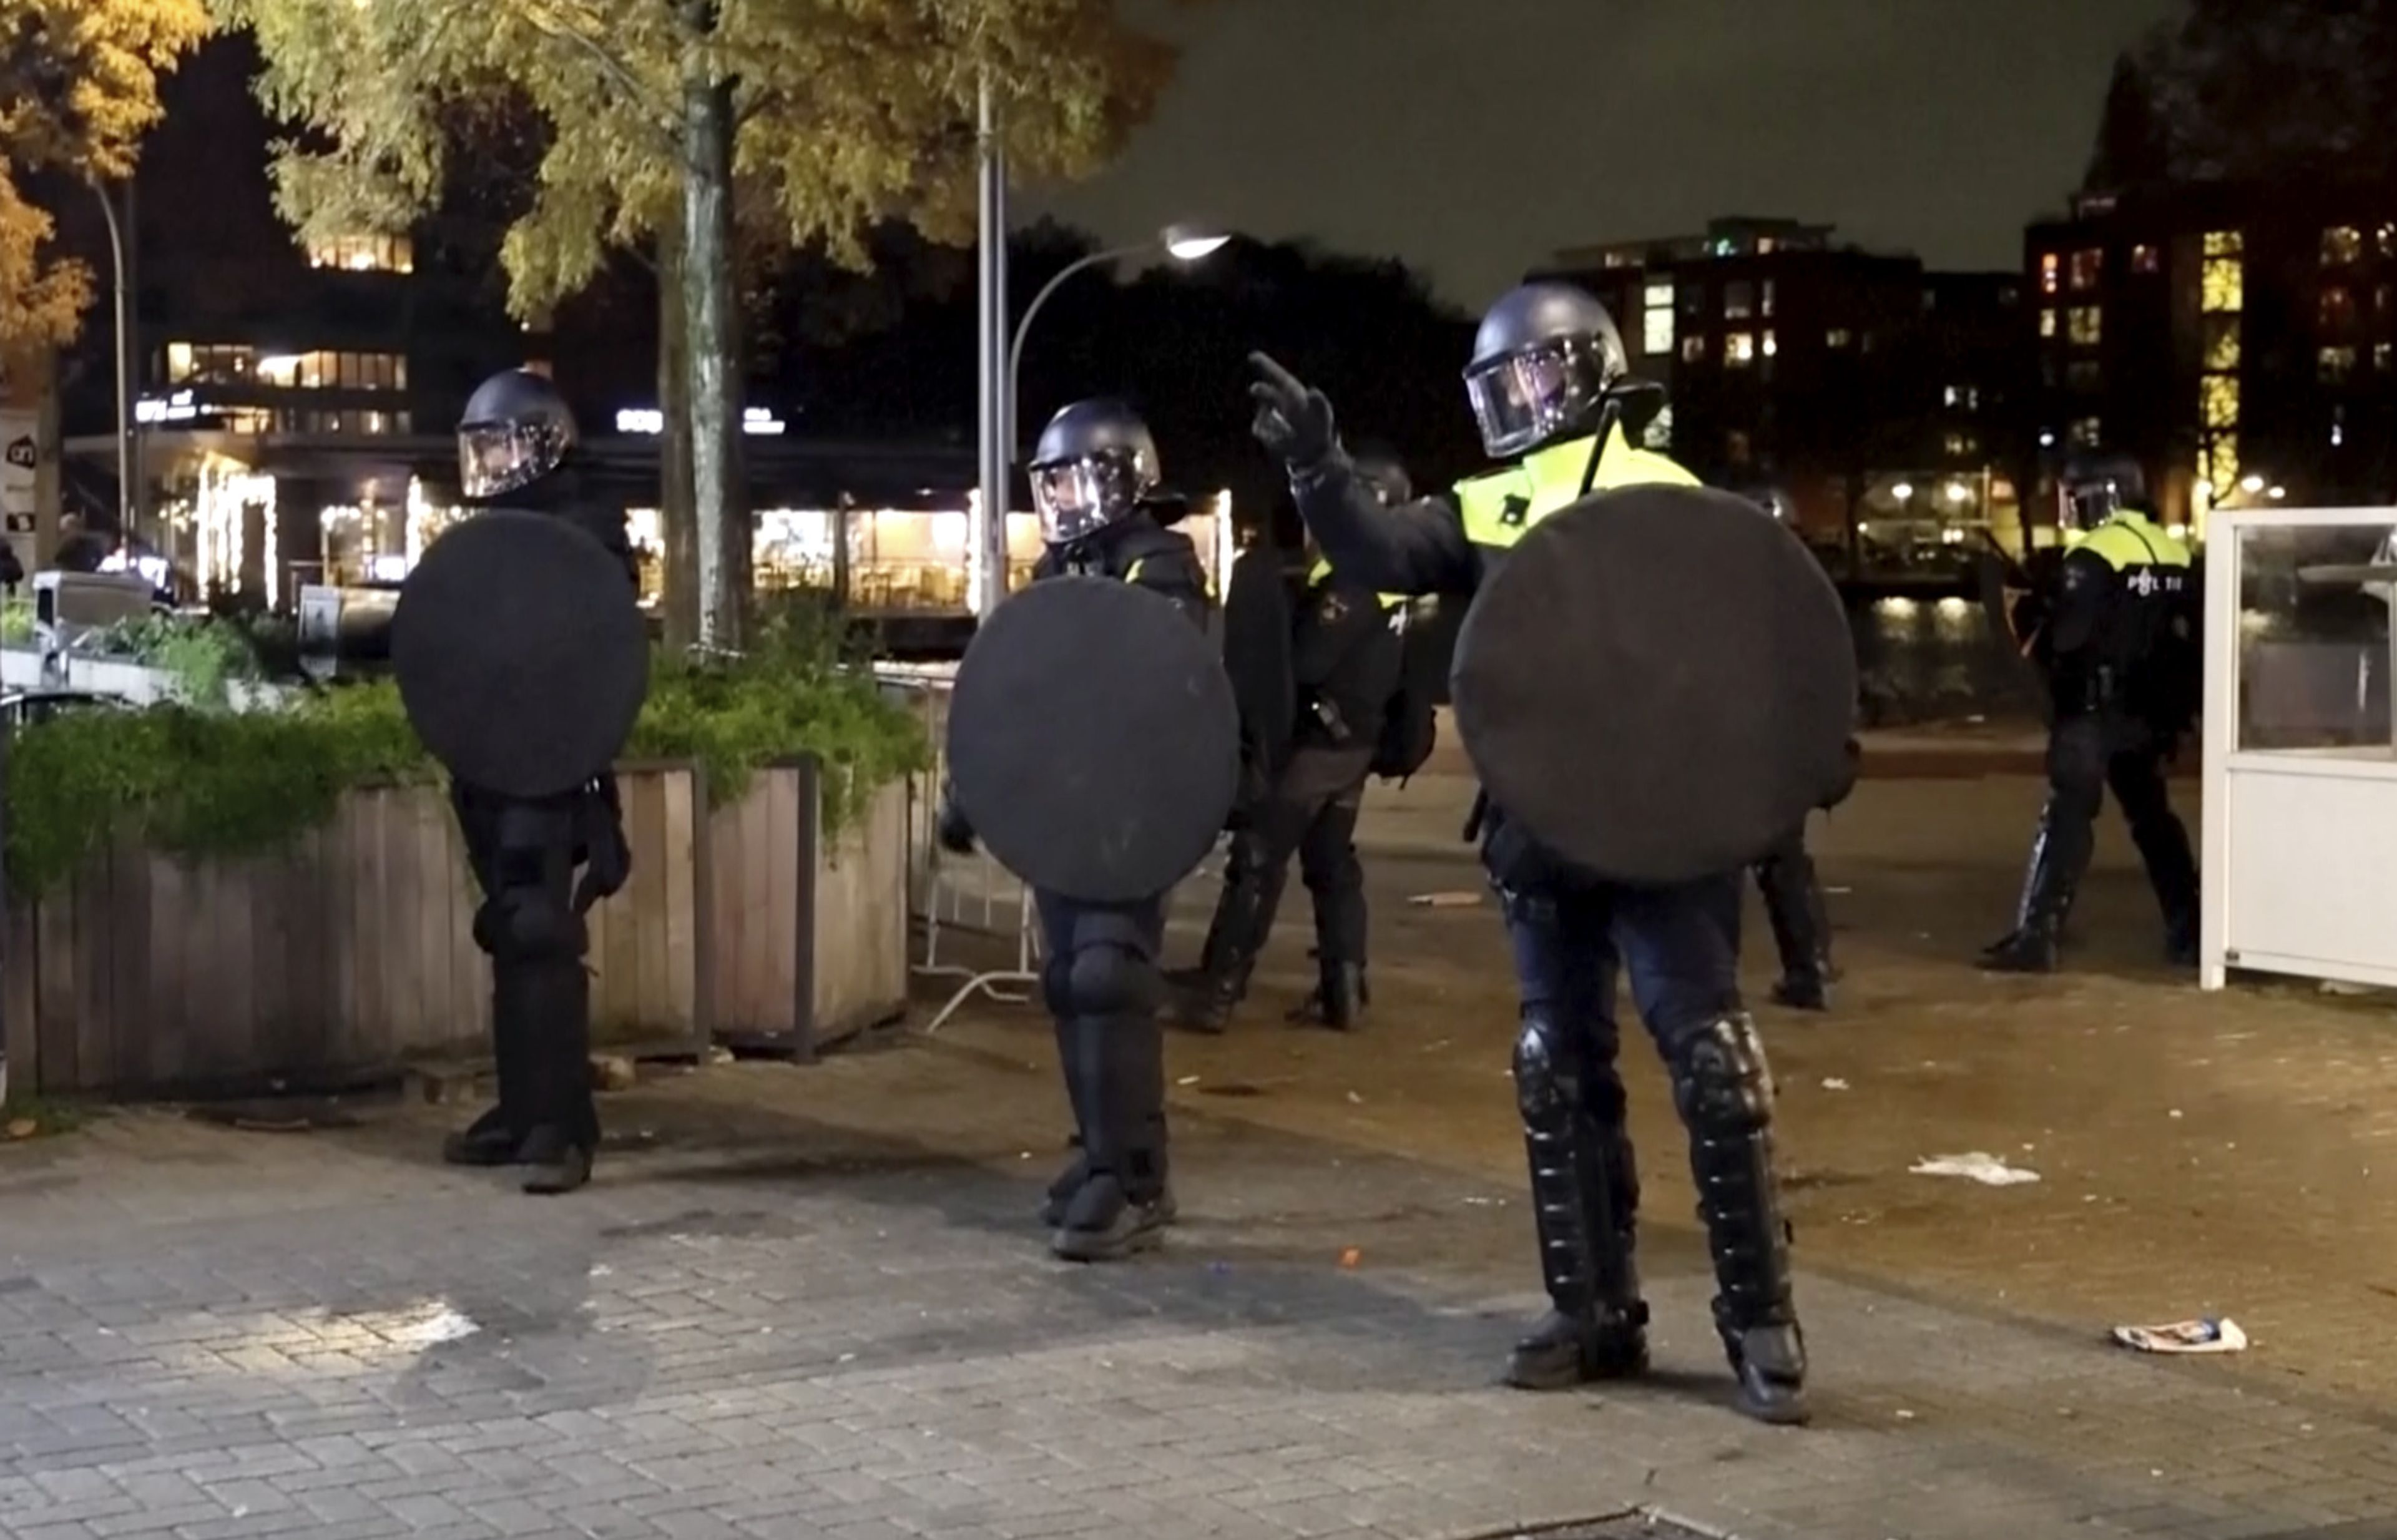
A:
1029;0;2180;307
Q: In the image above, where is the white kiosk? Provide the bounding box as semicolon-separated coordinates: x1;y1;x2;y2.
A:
2199;504;2397;990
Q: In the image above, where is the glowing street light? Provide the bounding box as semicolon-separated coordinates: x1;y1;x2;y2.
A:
1891;481;1915;503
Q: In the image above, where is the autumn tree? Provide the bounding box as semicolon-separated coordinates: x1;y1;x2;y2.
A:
217;0;1185;650
0;0;208;351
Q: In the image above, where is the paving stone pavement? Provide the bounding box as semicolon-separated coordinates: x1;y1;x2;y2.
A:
2;1044;2393;1540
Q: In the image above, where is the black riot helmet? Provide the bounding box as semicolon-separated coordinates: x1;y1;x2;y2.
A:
1463;282;1631;461
1027;398;1160;546
1351;447;1413;509
458;368;578;501
2062;452;2147;532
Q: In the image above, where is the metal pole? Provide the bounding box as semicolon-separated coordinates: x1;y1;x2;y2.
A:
91;179;136;542
974;75;1009;614
1006;243;1147;466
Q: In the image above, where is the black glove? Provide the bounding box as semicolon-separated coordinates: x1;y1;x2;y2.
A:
1248;352;1339;469
935;794;977;856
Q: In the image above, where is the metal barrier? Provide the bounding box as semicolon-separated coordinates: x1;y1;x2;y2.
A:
874;664;1043;1031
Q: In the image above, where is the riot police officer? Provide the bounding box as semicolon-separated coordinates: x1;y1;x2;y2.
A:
938;398;1208;1261
1983;454;2198;973
1172;454;1410;1034
1248;282;1811;1425
440;368;635;1194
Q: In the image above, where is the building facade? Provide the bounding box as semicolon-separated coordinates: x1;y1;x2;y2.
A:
1534;217;2031;566
2026;180;2397;533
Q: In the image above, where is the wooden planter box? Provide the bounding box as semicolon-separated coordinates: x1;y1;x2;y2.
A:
0;759;909;1099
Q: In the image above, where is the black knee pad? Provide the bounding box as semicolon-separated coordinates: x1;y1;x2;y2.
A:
1062;944;1157;1017
1511;1009;1575;1123
1670;1014;1776;1137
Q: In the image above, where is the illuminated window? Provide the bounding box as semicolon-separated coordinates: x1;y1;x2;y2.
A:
1943;385;1981;410
2323;226;2364;265
303;232;415;274
2201;255;2243;313
2039;308;2057;338
1944;431;1978;457
1642;282;1674;355
1760;330;1778;358
2068;249;2103;291
1680;333;1707;362
2039;252;2060;295
2067;306;2102;346
2320;286;2358;332
166;342;195;383
2381;223;2397;258
2202;315;2242;371
1761;280;1777;318
1756;238;1777;255
1725;429;1752;461
1725;332;1757;366
2132;244;2160;273
2200;374;2241;431
2320;345;2359;382
1826;328;1853;348
1724;282;1755;320
2203;230;2243;257
2069;416;2103;448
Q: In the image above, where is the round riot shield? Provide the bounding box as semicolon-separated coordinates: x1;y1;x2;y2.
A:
946;576;1239;902
1452;484;1855;885
393;511;650;799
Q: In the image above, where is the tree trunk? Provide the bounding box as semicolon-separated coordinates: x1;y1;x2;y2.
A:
679;12;745;652
657;225;699;650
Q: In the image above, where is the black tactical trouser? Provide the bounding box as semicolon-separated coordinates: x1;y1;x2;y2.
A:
2004;711;2198;954
1035;891;1171;1205
1498;865;1805;1386
1194;745;1376;998
451;782;622;1168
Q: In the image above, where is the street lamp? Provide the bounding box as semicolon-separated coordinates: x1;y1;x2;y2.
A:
89;177;140;542
1005;223;1230;463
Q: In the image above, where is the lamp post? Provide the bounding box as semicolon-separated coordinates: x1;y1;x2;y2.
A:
969;222;1228;614
90;177;140;542
1006;224;1230;463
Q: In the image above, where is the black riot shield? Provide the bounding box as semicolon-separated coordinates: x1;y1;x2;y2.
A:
1220;542;1297;779
946;576;1240;903
1451;484;1855;886
392;511;650;798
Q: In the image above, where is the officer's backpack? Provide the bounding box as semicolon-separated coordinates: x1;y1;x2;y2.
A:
1370;600;1444;782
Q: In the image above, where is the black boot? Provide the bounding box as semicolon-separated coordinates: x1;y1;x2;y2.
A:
2129;807;2200;968
1503;1010;1650;1391
1757;846;1835;1012
1040;1014;1096;1225
446;902;537;1166
1673;1016;1809;1426
512;956;598;1197
1285;962;1367;1030
1980;803;2090;974
1051;1013;1174;1262
443;1104;521;1167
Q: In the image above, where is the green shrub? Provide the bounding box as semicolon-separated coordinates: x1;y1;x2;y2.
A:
2;611;928;899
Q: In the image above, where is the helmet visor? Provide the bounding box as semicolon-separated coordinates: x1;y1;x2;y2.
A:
1464;338;1608;460
2064;481;2122;532
459;419;569;500
1030;451;1145;544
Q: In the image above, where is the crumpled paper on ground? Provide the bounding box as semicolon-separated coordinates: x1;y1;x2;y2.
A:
1909;1152;2041;1185
2111;1317;2248;1353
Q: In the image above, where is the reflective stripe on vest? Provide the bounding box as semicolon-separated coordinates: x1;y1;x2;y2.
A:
1306;555;1403;611
1454;433;1701;550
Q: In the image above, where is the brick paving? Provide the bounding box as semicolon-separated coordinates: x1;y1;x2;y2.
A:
3;1033;2395;1540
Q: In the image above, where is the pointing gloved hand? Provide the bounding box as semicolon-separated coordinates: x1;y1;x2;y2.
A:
1247;353;1340;469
